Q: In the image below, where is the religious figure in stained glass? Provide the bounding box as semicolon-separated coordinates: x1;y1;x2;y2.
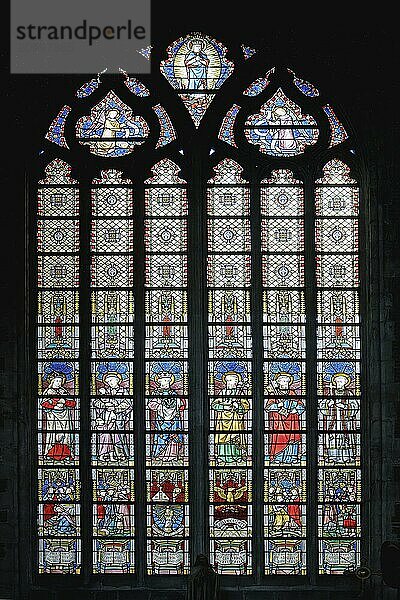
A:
319;470;360;504
321;504;359;538
211;395;250;465
266;470;305;503
268;504;302;537
147;362;186;465
76;91;149;157
320;362;358;464
212;361;250;465
42;504;78;536
41;362;76;463
184;38;210;89
267;361;302;395
95;362;130;395
265;397;305;465
96;503;132;536
265;362;304;465
91;362;133;465
151;505;185;537
41;470;78;503
35;36;364;580
245;89;318;156
214;361;248;395
91;397;133;463
161;33;234;127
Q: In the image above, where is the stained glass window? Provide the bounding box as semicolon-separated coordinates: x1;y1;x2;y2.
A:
34;37;363;586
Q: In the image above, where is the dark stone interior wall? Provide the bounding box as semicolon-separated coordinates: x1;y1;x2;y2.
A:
1;8;399;600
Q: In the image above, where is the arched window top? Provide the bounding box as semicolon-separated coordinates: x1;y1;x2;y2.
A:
160;32;234;127
160;32;234;91
145;158;186;185
208;158;247;185
261;168;302;185
38;158;76;185
92;169;132;186
317;158;357;184
43;35;351;161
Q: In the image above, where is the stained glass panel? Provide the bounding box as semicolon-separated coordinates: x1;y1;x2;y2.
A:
243;68;275;97
218;104;240;147
76;91;149;157
241;44;256;60
76;77;101;98
119;70;150;96
288;69;319;97
37;160;81;573
161;34;234;127
144;159;190;574
90;170;135;573
45;106;71;148
245;89;318;155
39;539;81;574
316;160;361;573
153;104;177;148
261;170;307;573
323;105;349;147
207;159;252;574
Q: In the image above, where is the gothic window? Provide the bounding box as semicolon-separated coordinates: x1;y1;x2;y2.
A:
34;32;362;585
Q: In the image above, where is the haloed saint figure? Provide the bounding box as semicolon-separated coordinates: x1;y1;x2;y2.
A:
184;39;210;90
148;361;186;465
212;361;250;465
321;362;358;464
265;362;305;465
41;362;76;463
93;362;133;464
